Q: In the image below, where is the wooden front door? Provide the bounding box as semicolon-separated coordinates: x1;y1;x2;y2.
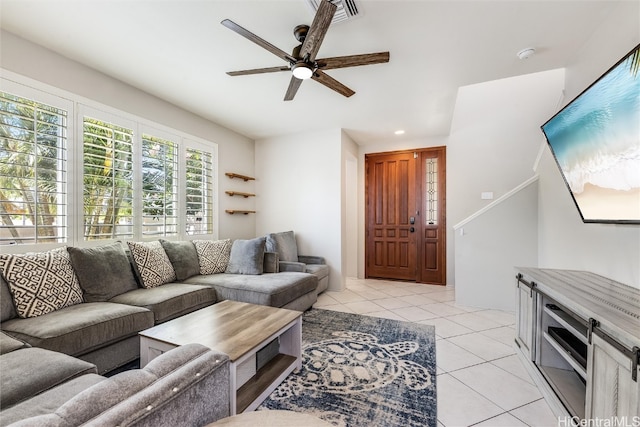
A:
365;147;446;285
365;151;417;281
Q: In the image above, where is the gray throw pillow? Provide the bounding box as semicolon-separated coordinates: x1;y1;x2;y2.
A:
265;230;299;262
263;252;279;274
225;237;266;275
67;242;139;302
0;275;17;322
159;240;200;281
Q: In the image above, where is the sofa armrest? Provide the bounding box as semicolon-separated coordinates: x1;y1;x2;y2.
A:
298;255;326;265
278;261;306;273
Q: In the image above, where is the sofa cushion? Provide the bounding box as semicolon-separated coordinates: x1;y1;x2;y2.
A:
0;347;97;409
0;302;154;357
109;283;216;324
265;230;298;262
0;373;105;427
159;240;201;281
225;237;266;275
193;239;232;274
184;272;317;308
67;243;139;302
127;241;177;288
0;248;84;319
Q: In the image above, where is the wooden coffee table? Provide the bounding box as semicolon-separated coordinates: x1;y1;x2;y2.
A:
139;300;302;415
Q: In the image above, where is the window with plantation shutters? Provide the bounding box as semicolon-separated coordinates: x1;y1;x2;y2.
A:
2;77;219;248
141;133;178;236
185;146;213;235
82;117;134;240
0;91;68;245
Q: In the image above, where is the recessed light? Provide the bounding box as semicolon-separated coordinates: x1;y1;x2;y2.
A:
394;130;405;135
517;48;536;60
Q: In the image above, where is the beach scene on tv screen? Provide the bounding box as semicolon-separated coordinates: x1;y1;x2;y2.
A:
543;48;640;222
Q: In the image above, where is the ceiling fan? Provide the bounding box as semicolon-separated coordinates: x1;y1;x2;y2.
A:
221;0;390;101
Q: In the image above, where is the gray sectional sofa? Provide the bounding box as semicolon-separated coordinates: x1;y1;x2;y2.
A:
0;232;327;425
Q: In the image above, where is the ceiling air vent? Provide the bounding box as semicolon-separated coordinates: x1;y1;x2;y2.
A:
306;0;361;24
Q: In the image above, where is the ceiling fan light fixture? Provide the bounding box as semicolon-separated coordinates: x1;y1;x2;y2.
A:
292;62;314;79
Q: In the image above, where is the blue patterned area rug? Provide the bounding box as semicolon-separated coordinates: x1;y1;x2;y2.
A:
259;309;437;427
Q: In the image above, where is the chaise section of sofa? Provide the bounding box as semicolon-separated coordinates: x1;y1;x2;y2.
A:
0;338;103;426
184;271;317;312
0;336;98;410
168;236;319;311
1;343;230;427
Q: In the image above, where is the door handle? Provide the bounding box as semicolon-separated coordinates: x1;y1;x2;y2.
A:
410;227;415;233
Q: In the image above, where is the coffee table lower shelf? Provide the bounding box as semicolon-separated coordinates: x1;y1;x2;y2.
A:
236;353;297;413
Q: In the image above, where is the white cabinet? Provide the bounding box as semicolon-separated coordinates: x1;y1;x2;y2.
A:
586;333;640;418
514;268;640;420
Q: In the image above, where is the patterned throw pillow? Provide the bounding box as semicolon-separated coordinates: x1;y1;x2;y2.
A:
193;239;232;275
127;241;176;288
0;247;84;319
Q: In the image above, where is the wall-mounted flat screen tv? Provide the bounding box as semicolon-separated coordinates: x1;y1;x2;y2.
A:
541;44;640;224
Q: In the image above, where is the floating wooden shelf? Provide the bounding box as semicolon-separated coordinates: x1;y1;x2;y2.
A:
225;173;255;182
225;191;255;198
225;210;256;215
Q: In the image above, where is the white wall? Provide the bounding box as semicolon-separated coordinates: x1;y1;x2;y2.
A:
0;30;256;240
448;69;565;286
537;1;640;289
342;131;359;279
255;129;344;290
455;179;538;311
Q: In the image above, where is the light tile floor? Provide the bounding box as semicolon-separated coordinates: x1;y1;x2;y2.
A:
313;277;559;427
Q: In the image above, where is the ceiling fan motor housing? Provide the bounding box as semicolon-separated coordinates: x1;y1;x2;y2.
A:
294;25;310;43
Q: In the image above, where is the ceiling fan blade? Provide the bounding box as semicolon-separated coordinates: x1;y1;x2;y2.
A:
284;76;303;101
221;19;296;63
299;0;337;61
227;66;290;76
312;70;355;98
317;52;390;70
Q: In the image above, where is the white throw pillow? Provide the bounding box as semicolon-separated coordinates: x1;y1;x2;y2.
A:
127;241;176;288
193;239;232;275
0;247;84;318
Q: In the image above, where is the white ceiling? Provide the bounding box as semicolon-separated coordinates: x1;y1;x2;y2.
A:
0;0;620;145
